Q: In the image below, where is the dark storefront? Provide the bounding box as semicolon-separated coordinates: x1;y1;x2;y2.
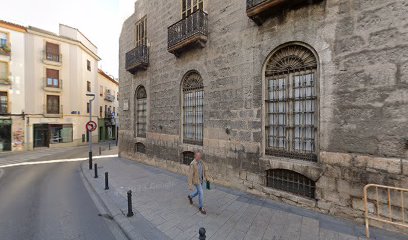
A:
34;124;73;148
0;119;12;152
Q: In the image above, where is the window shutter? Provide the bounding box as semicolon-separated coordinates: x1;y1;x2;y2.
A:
46;69;59;79
46;42;59;55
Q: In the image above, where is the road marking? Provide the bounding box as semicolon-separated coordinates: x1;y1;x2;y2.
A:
0;155;118;169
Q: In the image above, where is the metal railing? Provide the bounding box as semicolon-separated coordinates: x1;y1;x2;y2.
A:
247;0;271;9
364;184;408;239
44;78;63;90
43;104;63;117
168;10;208;50
104;92;115;102
43;51;62;63
0;43;11;56
125;45;149;71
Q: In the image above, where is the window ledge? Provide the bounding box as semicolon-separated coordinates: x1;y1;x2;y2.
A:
260;155;322;181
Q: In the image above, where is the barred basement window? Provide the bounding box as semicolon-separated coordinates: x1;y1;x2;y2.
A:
182;71;204;145
182;151;194;165
135;142;146;154
265;44;318;162
266;169;315;199
135;86;147;138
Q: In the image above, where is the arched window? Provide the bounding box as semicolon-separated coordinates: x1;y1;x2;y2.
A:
266;169;315;199
265;44;318;161
182;151;194;165
135;142;146;154
135;86;147;138
182;71;204;145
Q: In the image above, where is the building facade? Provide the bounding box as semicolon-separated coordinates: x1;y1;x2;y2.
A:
97;69;119;142
118;0;408;226
0;20;101;152
0;21;26;152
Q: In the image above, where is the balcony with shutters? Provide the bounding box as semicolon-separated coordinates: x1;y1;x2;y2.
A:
43;78;63;92
125;45;149;74
0;43;11;57
104;90;115;102
247;0;309;25
43;50;62;66
168;10;208;56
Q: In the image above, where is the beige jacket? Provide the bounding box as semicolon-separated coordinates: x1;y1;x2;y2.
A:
188;159;209;188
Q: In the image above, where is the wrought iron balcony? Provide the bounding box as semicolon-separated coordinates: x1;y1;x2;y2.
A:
125;45;149;74
43;51;62;66
104;91;115;102
0;43;11;56
168;10;208;55
247;0;307;25
0;76;11;85
43;78;63;92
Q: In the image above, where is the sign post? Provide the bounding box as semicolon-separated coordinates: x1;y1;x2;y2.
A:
86;93;96;170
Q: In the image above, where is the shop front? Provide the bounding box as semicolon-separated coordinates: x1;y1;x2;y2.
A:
34;124;73;148
0;119;12;152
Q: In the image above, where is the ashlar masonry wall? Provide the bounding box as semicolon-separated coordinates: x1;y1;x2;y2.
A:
119;0;408;228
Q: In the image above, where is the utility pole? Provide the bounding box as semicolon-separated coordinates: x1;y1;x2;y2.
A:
86;93;95;170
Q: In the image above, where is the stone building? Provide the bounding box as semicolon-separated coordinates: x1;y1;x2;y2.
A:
118;0;408;226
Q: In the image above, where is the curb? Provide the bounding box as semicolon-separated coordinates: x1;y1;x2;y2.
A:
80;162;137;240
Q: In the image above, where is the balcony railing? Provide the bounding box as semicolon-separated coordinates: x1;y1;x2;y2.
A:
125;45;149;74
0;43;11;56
43;78;63;92
43;51;62;65
168;10;208;55
43;104;63;118
0;76;11;85
104;92;115;102
247;0;305;25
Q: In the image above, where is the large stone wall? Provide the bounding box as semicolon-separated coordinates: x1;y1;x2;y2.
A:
119;0;408;229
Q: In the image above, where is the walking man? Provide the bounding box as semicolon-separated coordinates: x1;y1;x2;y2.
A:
187;151;208;214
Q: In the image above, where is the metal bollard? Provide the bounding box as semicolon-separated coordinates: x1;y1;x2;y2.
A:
109;142;111;150
94;163;98;178
199;227;206;240
127;190;134;217
99;146;101;155
104;172;109;190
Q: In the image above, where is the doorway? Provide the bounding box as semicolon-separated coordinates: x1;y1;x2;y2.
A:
34;124;49;148
0;120;12;152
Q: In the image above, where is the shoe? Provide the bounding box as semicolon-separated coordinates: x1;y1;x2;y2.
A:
199;208;207;215
188;195;193;205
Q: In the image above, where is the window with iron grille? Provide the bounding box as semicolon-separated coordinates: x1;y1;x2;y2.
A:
265;44;318;162
182;0;204;18
182;71;203;145
46;95;60;114
135;142;146;154
46;69;59;88
135;86;147;138
0;91;8;114
266;169;315;199
182;151;194;165
135;16;147;47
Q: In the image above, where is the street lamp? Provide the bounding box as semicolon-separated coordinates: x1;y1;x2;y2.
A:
86;93;95;170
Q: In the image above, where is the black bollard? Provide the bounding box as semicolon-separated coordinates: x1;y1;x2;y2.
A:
94;163;98;178
127;190;134;217
199;227;206;240
99;146;101;155
104;172;109;190
109;142;111;150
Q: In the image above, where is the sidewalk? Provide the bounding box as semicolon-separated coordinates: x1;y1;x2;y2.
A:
81;157;408;240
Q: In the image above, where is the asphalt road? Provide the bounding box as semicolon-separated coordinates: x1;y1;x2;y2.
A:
0;146;124;240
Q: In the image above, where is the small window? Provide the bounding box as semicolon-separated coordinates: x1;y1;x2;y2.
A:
266;169;316;199
87;60;91;71
100;106;103;118
182;151;194;165
100;85;104;96
86;103;90;113
46;69;59;88
135;142;146;154
87;81;91;92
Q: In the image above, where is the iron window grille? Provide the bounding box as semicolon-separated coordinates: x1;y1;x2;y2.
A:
182;151;194;165
135;142;146;154
265;45;318;162
266;169;316;199
46;95;60;114
0;91;8;114
136;86;147;138
182;71;204;145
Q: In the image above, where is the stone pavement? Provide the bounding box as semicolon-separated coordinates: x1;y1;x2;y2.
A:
82;157;408;240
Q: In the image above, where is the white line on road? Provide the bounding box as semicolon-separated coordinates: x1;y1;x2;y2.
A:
0;155;118;169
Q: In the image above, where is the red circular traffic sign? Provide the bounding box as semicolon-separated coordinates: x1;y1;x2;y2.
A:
86;121;97;132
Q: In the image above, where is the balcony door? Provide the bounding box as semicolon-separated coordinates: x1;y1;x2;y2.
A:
182;0;204;18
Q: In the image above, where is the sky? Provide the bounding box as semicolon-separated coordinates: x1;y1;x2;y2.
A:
2;0;136;79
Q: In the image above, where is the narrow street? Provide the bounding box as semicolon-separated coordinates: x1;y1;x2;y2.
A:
0;144;124;240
